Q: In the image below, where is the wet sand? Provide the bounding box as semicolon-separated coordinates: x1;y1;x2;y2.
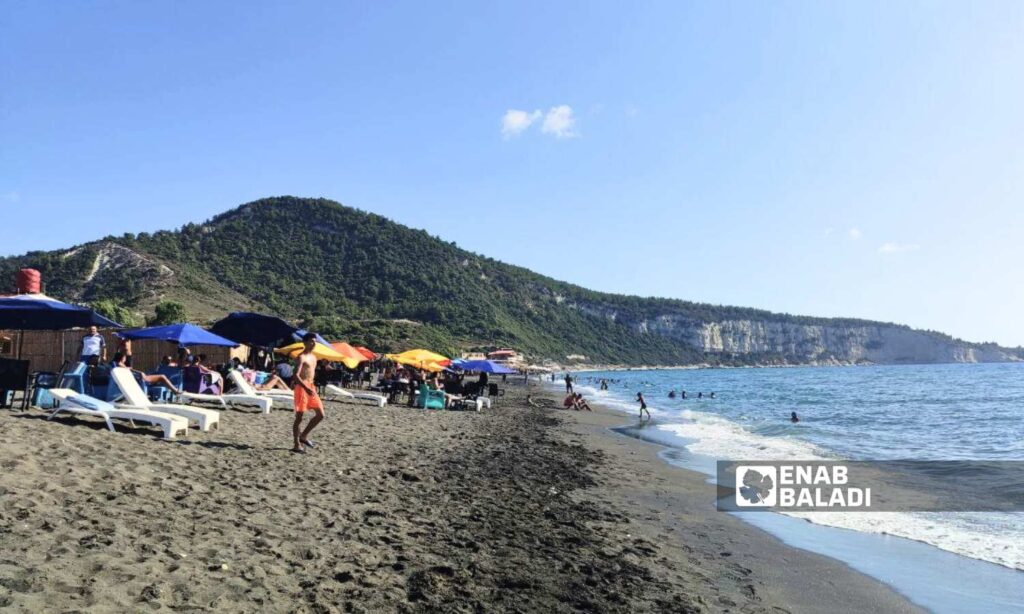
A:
0;384;922;612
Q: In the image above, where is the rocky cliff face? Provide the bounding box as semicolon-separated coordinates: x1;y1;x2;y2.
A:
567;302;1019;365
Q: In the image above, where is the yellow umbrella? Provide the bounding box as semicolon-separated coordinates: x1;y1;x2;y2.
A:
386;348;451;368
330;342;369;369
275;341;349;362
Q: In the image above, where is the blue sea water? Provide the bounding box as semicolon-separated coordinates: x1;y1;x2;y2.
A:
550;363;1024;612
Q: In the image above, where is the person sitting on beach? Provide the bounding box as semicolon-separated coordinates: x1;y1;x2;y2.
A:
573;393;592;411
256;372;291;391
562;394;577;410
112;351;183;394
275;359;294;381
790;411;799;423
636;392;650;420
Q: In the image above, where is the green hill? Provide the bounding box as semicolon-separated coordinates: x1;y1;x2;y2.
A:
1;197;1019;365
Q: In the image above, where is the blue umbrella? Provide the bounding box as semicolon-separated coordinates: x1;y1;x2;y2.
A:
0;293;122;358
455;359;516;374
0;294;121;330
293;329;332;347
118;323;238;347
209;312;298;347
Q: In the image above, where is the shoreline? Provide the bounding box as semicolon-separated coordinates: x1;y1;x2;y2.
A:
551;379;1024;613
532;384;926;613
0;383;922;612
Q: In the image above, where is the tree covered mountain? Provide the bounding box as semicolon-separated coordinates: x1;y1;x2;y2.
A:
1;197;1019;365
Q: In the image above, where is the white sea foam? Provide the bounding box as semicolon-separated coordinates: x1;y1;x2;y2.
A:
556;380;1024;571
657;410;1024;570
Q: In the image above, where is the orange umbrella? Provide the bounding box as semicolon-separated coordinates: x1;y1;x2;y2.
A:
355;346;377;360
330;342;370;369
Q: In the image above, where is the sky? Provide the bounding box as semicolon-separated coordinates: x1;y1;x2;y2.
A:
2;1;1023;346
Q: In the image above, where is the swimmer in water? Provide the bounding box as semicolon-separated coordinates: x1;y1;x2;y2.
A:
709;392;716;399
668;390;676;399
790;411;799;423
681;390;686;399
697;392;703;399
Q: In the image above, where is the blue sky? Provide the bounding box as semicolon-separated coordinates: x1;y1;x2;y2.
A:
2;1;1022;346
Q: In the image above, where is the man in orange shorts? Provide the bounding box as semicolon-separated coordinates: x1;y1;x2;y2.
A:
292;333;325;453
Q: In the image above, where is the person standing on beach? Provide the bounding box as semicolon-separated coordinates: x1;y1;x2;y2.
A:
564;373;574;394
636;392;650;420
80;326;106;366
292;333;325;453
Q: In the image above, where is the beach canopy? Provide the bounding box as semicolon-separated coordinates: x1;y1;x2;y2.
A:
118;323;239;347
0;294;122;331
455;359;516;374
329;342;370;369
354;346;377;360
293;329;332;347
275;341;349;362
209;312;297;347
386;349;451;370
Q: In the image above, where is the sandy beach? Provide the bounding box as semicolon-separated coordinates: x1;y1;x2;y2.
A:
0;383;922;613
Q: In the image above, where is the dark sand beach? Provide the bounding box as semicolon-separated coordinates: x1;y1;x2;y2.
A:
0;384;922;613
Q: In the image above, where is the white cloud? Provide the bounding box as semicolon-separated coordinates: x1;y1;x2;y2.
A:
848;227;862;240
878;242;920;254
501;109;541;139
541;105;578;139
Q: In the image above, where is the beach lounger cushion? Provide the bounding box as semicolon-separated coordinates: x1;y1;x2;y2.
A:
48;388;189;440
111;368;221;432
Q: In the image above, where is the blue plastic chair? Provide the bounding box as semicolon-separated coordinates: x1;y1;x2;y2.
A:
59;362;88;394
29;371;60;409
146;365;181;402
416;384;446;410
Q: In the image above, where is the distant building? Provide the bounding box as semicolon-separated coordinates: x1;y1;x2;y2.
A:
461;351;487;360
487;348;524;367
565;354;588;362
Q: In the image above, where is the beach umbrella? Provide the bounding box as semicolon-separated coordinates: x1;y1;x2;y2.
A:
454;359;516;374
275;341;349;362
386;349;451;369
118;323;239;347
329;342;369;369
354;346;377;360
0;293;122;359
0;294;121;331
209;312;297;347
293;329;332;347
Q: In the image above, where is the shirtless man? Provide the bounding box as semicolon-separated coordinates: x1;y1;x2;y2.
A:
292;333;325;453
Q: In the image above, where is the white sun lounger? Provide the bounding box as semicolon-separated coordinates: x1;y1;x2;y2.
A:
176;373;273;414
47;388;189;440
324;384;388;408
228;371;294;409
178;389;274;414
111;368;221;432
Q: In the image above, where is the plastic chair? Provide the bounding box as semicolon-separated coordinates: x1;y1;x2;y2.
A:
416;383;445;410
29;371;60;409
60;362;88;394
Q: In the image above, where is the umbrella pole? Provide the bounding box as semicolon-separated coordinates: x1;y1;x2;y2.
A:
17;330;24;360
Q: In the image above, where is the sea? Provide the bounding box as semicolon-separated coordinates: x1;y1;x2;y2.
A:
550;362;1024;613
